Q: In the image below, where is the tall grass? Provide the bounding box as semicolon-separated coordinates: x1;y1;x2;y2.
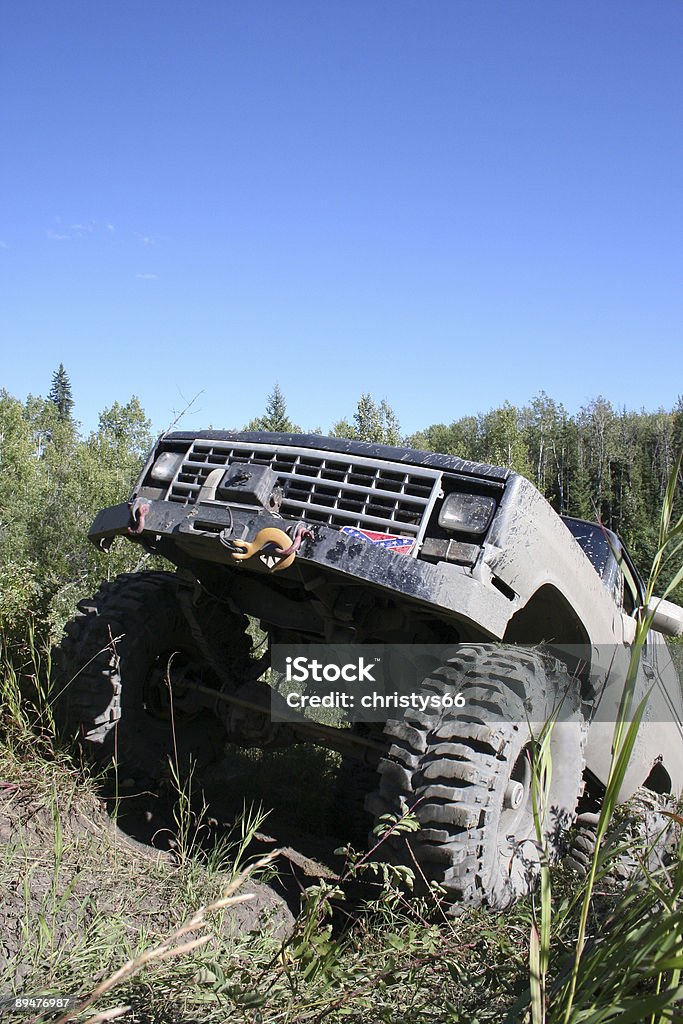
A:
525;452;683;1024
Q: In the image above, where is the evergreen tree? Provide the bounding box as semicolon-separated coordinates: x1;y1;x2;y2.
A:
567;428;596;520
48;364;74;421
245;384;299;432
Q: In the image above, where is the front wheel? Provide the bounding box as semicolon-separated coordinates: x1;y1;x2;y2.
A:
366;645;586;910
51;572;232;780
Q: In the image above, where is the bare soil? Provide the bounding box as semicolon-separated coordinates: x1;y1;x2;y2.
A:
0;760;297;990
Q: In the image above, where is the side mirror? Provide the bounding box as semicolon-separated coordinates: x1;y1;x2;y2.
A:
646;598;683;638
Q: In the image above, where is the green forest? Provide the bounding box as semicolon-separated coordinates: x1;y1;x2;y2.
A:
1;368;682;653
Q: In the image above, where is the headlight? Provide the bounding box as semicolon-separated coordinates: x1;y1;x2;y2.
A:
150;450;184;483
438;493;496;535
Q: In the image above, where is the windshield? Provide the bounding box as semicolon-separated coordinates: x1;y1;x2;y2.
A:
562;517;619;586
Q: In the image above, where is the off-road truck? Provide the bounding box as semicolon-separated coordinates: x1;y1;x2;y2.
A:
53;431;683;909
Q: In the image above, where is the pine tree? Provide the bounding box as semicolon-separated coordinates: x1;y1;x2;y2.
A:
263;383;291;432
245;384;300;433
48;364;74;421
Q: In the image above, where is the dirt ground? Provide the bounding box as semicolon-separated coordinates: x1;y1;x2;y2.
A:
0;739;370;991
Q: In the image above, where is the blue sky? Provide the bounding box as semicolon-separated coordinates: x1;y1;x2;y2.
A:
1;1;681;437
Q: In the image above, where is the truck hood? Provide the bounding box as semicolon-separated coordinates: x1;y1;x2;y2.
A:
164;431;510;484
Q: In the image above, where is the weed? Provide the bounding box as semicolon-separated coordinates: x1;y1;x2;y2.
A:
521;451;683;1023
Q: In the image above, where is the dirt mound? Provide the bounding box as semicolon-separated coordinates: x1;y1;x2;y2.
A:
0;765;294;993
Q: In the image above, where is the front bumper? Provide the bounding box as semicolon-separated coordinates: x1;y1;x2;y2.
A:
89;500;514;638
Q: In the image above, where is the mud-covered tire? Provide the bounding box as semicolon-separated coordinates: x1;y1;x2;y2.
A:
366;645;586;910
51;572;228;780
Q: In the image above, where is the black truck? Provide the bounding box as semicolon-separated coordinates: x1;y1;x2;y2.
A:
53;431;683;909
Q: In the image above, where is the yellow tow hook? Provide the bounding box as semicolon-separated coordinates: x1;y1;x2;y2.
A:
229;527;299;572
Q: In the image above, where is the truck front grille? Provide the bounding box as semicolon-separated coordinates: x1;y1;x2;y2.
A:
163;440;442;538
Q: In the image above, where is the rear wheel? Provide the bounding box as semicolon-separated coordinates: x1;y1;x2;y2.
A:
366;645;586;910
52;572;233;780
